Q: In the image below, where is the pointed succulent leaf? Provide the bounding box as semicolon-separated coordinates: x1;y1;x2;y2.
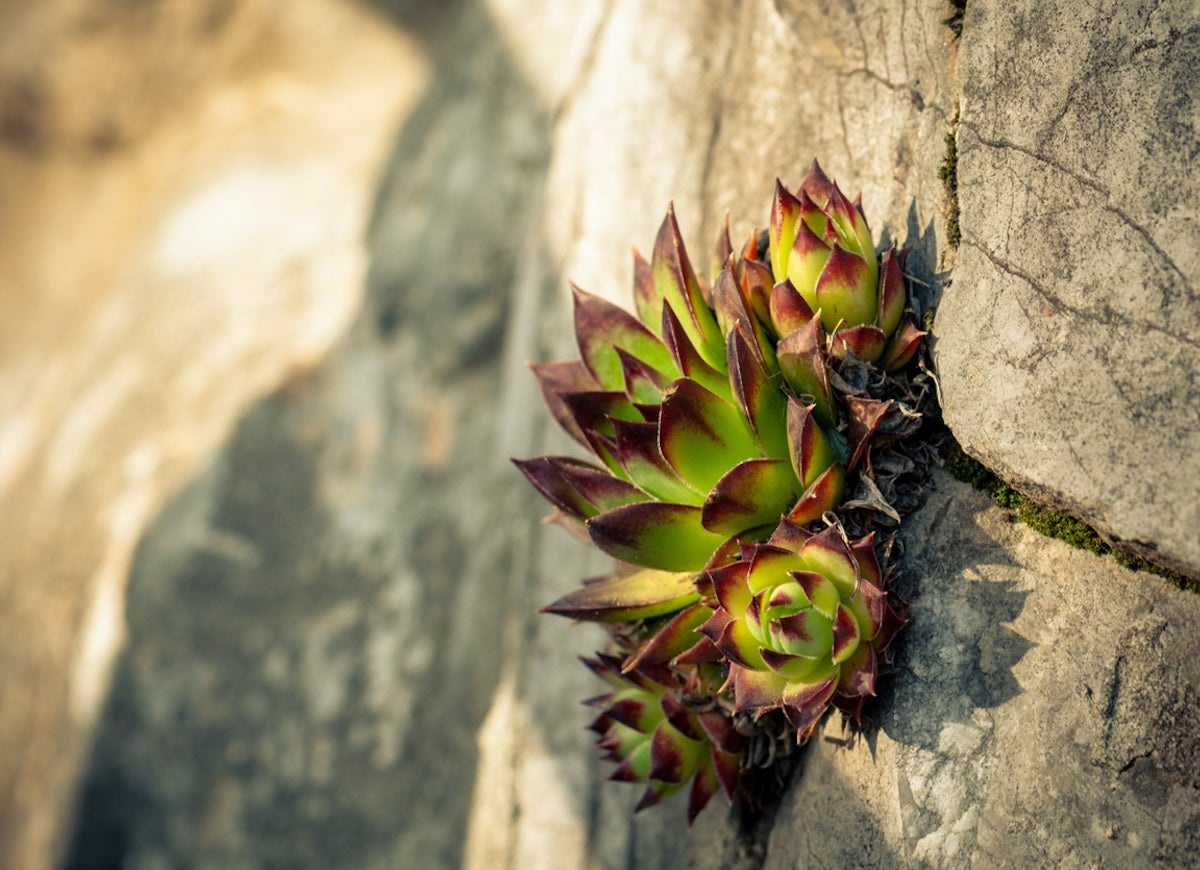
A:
760;647;834;683
659;692;706;743
513;456;649;520
634;779;682;813
786;398;834;488
612;739;653;782
588;502;727;571
798;159;836;208
745;546;808;594
530;360;599;446
790;570;842;619
606;692;662;733
701;458;799;537
573;285;677;391
769;279;815;336
627;603;711;668
776;319;834;427
877;245;906;336
661;302;732;400
610;418;702;505
708;561;752;615
658;378;759;492
710;746;741;802
780;674;839;736
772;608;833;658
562;389;641;440
740;257;775;329
836;641;878;698
849;533;882;588
770;180;803;281
728;328;789;460
541;569;699;622
631;247;662;336
616;347;671;405
787;216;834;311
824;184;877;273
830;603;862;665
711;260;751;343
786;463;845;526
728;664;789;713
687;758;721;826
799;526;859;595
813;245;876;330
830;324;887;363
649;721;704;785
653;206;726;371
699;607;765;669
881;320;925;372
767;518;813;553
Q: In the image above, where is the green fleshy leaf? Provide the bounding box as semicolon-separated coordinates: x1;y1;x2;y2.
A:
770;180;802;284
776;319;834;427
830;603;862;665
661;302;734;401
700;458;800;537
728;329;789;461
632;248;663;337
652;206;726;372
813;245;876;330
658;379;759;492
611;418;704;505
541;568;699;622
771;608;833;658
588;502;727;571
799;526;859;595
573;284;677;391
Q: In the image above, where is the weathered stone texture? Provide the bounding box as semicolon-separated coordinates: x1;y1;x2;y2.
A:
937;0;1200;577
766;470;1200;867
1;0;1196;868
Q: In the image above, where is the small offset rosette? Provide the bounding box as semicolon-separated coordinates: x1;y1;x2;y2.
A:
699;522;906;738
582;654;743;824
768;160;924;372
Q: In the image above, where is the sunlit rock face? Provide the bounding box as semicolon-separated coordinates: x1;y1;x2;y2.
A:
936;0;1200;581
0;2;425;867
3;0;1196;868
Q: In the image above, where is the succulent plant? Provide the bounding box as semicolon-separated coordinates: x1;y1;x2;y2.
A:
517;162;925;822
515;205;845;576
768;162;923;371
699;521;905;735
583;653;743;823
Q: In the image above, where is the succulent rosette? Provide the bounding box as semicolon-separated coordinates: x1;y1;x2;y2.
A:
768;161;924;371
700;521;905;736
583;653;742;823
515;205;845;577
517;162;925;821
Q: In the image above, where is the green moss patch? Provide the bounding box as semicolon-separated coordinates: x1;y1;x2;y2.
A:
938;109;961;249
942;439;1198;593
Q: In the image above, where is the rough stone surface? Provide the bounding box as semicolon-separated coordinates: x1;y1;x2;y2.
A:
936;0;1200;577
0;0;1195;868
766;470;1200;867
0;1;426;867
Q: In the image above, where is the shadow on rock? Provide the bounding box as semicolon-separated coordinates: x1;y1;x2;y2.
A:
876;474;1034;754
66;1;559;867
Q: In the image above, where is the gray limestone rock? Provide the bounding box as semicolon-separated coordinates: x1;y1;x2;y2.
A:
766;470;1200;867
0;0;1194;867
936;0;1200;578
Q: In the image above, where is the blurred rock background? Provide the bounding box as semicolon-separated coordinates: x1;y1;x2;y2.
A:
0;1;1196;868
